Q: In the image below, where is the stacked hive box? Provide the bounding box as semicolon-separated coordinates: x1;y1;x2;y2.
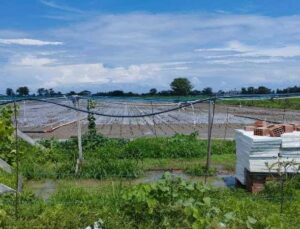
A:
235;129;300;186
235;130;281;185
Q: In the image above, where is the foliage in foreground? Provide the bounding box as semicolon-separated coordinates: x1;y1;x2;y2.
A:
0;106;15;165
0;173;299;228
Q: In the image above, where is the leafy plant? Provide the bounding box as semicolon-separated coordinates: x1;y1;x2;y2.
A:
87;99;97;136
0;106;15;165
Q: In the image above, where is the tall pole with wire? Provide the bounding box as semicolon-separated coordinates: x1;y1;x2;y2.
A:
13;101;20;219
223;107;229;140
205;99;215;182
73;96;83;174
151;101;157;137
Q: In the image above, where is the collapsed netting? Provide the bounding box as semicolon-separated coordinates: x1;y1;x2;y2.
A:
1;93;300;118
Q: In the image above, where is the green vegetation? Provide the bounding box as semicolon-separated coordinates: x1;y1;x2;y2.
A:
1;173;299;228
220;97;300;110
1;105;300;228
0;106;15;165
17;132;234;179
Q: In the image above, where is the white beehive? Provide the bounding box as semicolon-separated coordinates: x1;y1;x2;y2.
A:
235;129;300;185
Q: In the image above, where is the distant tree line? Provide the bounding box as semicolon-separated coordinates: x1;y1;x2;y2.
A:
4;78;300;97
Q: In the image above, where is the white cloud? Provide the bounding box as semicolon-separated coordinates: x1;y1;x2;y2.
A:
1;13;300;92
0;38;63;46
1;57;165;89
39;0;83;13
12;55;56;66
196;40;300;58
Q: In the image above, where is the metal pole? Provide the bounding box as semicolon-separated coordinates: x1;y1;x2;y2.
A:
223;107;229;140
13;101;19;219
77;98;83;161
74;96;83;174
151;101;157;137
205;99;215;182
23;100;26;123
282;99;287;123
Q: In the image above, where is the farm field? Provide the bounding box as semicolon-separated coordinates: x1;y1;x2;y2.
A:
15;98;300;139
1;98;300;228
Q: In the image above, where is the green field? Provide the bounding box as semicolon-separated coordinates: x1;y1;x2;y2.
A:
219;97;300;110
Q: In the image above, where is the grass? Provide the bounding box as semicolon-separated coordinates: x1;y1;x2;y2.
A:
141;154;235;171
1;172;299;228
219;97;300;110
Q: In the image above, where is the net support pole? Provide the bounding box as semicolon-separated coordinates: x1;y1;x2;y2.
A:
13;101;20;219
223;107;229;140
73;96;83;174
205;99;215;182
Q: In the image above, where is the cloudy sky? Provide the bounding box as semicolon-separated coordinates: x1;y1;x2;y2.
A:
1;0;300;93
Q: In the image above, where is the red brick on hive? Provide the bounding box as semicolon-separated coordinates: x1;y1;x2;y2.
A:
244;126;255;131
282;124;294;133
254;127;269;136
290;123;300;130
297;126;300;131
254;120;267;127
269;125;285;137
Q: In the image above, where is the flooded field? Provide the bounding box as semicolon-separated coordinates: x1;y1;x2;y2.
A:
14;98;300;139
27;170;236;200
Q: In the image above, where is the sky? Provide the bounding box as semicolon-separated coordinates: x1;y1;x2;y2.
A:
1;0;300;93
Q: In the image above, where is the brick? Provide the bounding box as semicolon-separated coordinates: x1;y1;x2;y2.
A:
244;126;255;131
245;171;266;193
254;127;270;136
254;120;267;127
289;123;300;131
269;125;285;137
251;183;265;193
282;124;294;133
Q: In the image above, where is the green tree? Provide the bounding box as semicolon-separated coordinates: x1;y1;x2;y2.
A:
170;78;193;95
78;90;91;96
257;86;271;94
37;88;47;96
149;88;157;95
16;86;29;96
6;88;14;96
202;87;213;96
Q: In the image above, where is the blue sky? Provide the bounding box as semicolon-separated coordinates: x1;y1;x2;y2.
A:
1;0;300;93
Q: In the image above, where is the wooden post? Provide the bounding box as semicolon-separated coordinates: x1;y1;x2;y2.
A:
73;96;83;174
